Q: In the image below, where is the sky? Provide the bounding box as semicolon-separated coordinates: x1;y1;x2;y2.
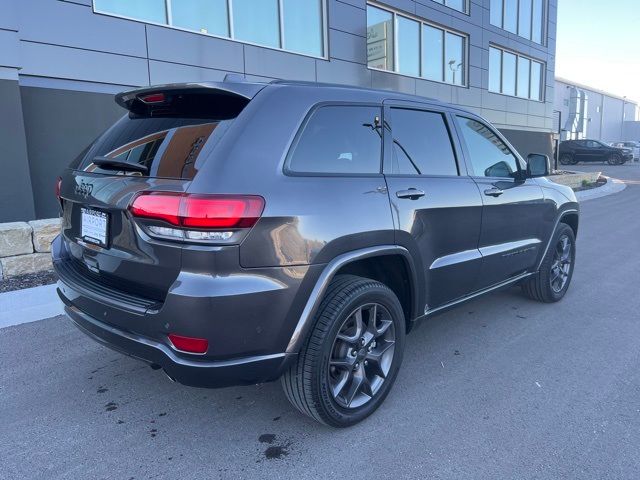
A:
556;0;640;103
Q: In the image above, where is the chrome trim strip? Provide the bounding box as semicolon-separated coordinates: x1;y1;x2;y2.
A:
430;248;481;270
479;238;541;258
424;271;534;316
535;209;579;270
285;245;412;353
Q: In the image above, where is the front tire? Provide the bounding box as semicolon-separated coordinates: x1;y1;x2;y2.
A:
608;153;622;165
281;275;406;427
522;223;576;303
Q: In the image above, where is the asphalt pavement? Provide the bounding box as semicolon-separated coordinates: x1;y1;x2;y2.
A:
2;163;640;480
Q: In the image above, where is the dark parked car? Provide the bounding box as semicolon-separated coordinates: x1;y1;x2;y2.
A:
559;139;632;165
53;79;579;427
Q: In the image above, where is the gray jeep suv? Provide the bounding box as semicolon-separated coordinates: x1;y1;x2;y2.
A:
53;79;579;427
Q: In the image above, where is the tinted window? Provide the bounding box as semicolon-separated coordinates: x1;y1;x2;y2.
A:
367;5;394;71
390;109;458;176
171;0;228;36
530;61;542;100
490;0;503;27
282;0;324;56
455;116;520;178
76;116;232;179
504;0;518;33
232;0;279;48
94;0;166;23
288;106;381;174
396;16;420;77
532;0;544;43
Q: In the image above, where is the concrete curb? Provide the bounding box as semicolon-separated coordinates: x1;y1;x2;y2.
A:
575;176;627;202
0;283;63;329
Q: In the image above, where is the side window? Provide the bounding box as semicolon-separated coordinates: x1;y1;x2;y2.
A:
390;108;459;176
287;105;381;174
586;140;599;148
455;116;520;178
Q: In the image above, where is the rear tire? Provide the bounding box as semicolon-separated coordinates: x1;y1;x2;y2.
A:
522;223;575;303
559;154;575;165
281;275;405;427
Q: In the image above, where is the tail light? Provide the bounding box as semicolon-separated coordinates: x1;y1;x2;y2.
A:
55;177;62;204
129;192;264;243
168;333;208;354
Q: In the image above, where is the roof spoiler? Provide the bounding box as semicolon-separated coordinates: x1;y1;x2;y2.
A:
115;81;267;114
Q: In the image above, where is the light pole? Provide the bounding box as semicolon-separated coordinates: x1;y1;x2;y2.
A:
448;60;462;86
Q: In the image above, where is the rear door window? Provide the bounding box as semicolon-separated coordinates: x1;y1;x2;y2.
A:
287;105;382;174
75;116;233;179
389;108;459;176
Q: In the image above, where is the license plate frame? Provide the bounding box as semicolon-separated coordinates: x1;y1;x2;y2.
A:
80;207;109;247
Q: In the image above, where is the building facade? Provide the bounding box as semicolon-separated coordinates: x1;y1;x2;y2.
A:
554;77;639;143
0;0;558;222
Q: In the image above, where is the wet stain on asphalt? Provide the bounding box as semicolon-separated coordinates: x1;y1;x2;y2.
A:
272;416;281;422
258;434;276;444
258;434;291;460
105;402;118;412
150;429;157;438
158;412;167;417
97;387;108;393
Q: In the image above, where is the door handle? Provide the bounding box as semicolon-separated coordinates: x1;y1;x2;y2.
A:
484;187;504;197
396;188;426;200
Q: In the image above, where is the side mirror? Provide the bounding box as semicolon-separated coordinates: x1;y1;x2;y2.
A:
526;153;550;177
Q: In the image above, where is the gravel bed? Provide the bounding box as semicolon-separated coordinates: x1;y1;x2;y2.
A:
0;270;58;293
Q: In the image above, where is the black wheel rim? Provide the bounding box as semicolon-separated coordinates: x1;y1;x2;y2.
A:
328;303;396;409
550;234;572;293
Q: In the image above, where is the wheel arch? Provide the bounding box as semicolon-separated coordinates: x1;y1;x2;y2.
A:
285;246;419;353
536;208;579;271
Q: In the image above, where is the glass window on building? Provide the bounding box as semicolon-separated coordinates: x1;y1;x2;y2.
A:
490;0;503;27
444;32;465;86
231;0;280;48
490;0;545;44
503;0;518;33
422;24;444;82
94;0;167;23
518;0;532;40
517;56;530;98
431;0;467;13
489;46;544;101
502;51;517;96
170;0;228;37
366;4;467;86
531;0;544;44
530;61;543;101
282;0;324;56
367;5;394;71
488;47;502;93
396;16;420;77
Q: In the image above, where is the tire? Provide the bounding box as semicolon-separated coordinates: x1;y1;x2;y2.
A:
522;223;576;303
281;274;406;427
607;153;622;165
559;154;575;165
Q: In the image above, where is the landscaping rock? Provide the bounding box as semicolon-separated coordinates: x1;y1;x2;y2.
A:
0;222;33;258
0;253;52;278
29;218;61;253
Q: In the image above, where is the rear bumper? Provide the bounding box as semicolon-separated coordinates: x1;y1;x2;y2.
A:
61;296;296;388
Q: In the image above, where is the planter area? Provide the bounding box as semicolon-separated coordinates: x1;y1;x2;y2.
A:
548;170;602;189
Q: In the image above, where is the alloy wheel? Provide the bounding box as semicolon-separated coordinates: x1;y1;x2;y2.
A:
328;303;396;409
550;234;572;293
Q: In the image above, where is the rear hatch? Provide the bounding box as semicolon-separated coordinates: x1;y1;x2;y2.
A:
58;83;264;308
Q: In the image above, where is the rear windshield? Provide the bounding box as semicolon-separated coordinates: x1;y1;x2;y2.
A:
73;116;233;179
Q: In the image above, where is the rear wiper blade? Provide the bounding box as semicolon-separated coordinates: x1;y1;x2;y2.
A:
92;156;149;174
